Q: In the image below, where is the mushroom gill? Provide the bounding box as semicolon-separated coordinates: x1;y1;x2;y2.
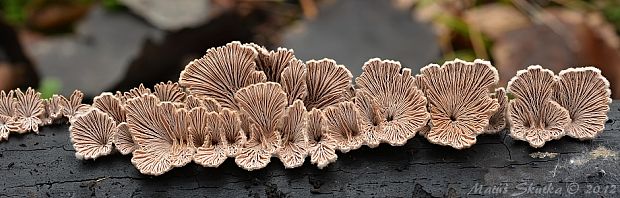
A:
418;59;499;149
306;108;337;169
507;65;571;148
245;43;296;83
234;82;286;171
304;58;353;110
126;94;194;176
124;84;152;99
354;90;383;148
70;109;116;160
483;88;509;134
0;90;18;141
276;100;308;169
93;93;135;155
14;88;44;133
553;67;611;140
60;90;91;120
355;58;429;146
219;108;246;157
154;81;186;104
280;59;308;105
179;41;267;109
189;107;227;167
323;101;365;153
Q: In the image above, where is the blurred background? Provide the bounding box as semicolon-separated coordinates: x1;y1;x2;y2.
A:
0;0;619;99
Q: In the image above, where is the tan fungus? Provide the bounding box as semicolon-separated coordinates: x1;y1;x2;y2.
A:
304;58;353;110
70;109;116;160
306;108;338;169
0;90;18;141
280;58;308;105
60;90;91;120
354;90;383;148
419;59;499;149
93;93;136;155
245;43;296;83
484;88;509;134
189;107;227;167
154;81;186;103
323;101;365;152
124;84;152;99
14;88;44;133
276;100;309;169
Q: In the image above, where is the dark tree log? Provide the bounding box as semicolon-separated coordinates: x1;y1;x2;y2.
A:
1;102;620;197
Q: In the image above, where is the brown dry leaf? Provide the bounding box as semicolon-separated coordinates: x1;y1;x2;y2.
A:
355;58;429;146
234;82;286;170
189;107;227;167
306;108;337;169
553;67;611;140
507;65;571;148
126;94;194;176
280;58;308;105
323;101;364;153
70;109;116;160
179;41;267;109
354;90;382;148
304;58;353;110
419;59;499;149
60;90;91;120
14;88;44;133
483;88;508;134
276;100;308;169
153;81;186;103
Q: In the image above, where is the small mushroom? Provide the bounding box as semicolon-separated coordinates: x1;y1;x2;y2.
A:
245;43;296;83
354;90;382;148
355;58;430;146
14;88;44;133
126;94;194;176
0;90;18;141
553;67;611;140
234;82;286;170
93;93;136;155
306;108;337;169
124;84;152;99
323;101;365;152
60;90;91;120
179;41;267;109
41;95;63;125
219;108;246;157
70;109;116;160
483;88;509;134
507;65;571;148
189;107;227;167
418;59;499;149
153;81;186;104
276;100;308;169
280;58;308;105
304;58;353;110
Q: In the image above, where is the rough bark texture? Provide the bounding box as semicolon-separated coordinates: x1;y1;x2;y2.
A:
1;102;620;197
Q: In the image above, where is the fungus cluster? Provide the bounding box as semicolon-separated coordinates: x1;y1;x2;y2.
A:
1;42;610;176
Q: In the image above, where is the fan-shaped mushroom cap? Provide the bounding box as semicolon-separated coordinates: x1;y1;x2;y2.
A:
179;41;267;109
355;58;430;146
183;95;222;112
189;107;227;167
126;94;194;176
484;88;509;134
323;101;365;152
114;122;136;155
507;65;571;148
553;67;611;140
234;82;286;170
154;81;186;104
0;91;18;141
70;109;116;160
124;84;152;99
0;90;15;117
219;108;246;157
419;59;499;149
245;43;296;83
14;88;44;133
304;58;353;110
354;90;383;148
280;59;308;105
276;100;308;169
306;108;337;169
0;115;18;141
40;95;63;125
60;90;91;120
93;93;136;155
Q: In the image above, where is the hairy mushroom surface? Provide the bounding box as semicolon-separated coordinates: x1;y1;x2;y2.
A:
0;90;18;141
154;81;186;104
553;67;611;140
234;82;286;171
484;88;509;134
280;59;308;105
126;94;194;176
355;58;429;146
507;65;571;148
304;58;353;110
306;108;338;169
323;101;365;152
70;109;116;160
419;59;499;149
179;41;267;109
14;88;44;133
60;90;91;120
276;100;308;169
189;107;227;167
93;93;136;155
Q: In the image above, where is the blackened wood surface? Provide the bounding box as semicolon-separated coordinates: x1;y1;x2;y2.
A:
1;102;620;198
